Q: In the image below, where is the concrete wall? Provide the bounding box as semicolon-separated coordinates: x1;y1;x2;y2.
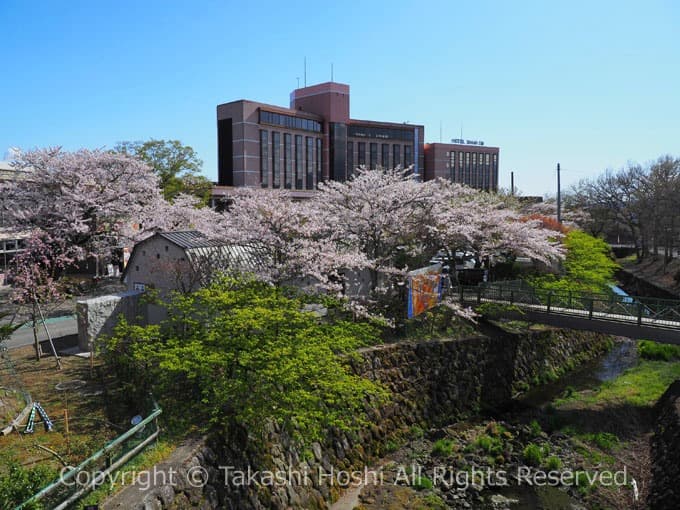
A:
102;327;612;510
76;291;143;351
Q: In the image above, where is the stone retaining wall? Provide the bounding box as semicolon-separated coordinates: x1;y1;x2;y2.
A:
649;379;680;510
102;327;612;510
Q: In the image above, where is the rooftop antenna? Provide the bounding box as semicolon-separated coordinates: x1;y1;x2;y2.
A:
460;124;463;140
304;56;307;87
331;63;334;82
439;121;443;142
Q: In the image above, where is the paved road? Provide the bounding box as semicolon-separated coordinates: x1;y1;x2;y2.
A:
4;316;77;350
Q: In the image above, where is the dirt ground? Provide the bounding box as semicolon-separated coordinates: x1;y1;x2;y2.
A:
0;344;123;471
621;257;680;297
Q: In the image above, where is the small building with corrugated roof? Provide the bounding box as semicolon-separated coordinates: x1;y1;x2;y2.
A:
121;230;264;296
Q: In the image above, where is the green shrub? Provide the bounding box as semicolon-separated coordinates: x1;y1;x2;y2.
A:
522;443;544;466
0;462;57;509
638;340;680;361
476;302;524;319
413;475;434;490
545;455;562;470
475;434;504;456
584;432;619;451
529;419;543;437
384;439;401;453
419;493;447;510
409;425;425;439
431;439;455;457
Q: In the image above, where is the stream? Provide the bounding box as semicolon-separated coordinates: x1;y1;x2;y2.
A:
334;339;643;510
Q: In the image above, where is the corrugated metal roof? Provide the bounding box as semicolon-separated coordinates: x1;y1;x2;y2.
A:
158;230;226;249
185;243;268;273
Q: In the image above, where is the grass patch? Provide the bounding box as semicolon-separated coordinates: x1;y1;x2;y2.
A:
412;475;433;490
638;340;680;361
522;443;544;466
545;455;562;470
582;432;619;451
554;360;680;408
473;434;504;456
416;493;447;510
529;419;543;438
431;439;455;457
75;440;174;508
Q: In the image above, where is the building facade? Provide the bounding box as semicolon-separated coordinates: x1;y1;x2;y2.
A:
217;82;425;189
423;142;500;192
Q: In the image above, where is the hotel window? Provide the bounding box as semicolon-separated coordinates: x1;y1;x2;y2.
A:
358;142;366;166
485;154;491;190
465;152;471;184
404;145;412;168
295;135;303;189
306;137;314;190
316;138;322;185
260;130;269;187
369;143;378;169
472;153;477;187
393;145;401;168
458;152;464;182
347;141;354;178
272;132;281;188
284;133;292;189
449;151;456;180
381;144;390;169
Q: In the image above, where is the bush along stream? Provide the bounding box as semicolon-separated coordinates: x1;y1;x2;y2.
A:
348;339;680;510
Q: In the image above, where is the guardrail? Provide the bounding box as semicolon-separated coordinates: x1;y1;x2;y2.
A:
14;398;162;510
453;283;680;329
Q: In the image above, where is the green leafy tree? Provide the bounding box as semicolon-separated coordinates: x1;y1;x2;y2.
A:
0;462;56;509
115;139;212;203
531;230;618;294
102;277;387;444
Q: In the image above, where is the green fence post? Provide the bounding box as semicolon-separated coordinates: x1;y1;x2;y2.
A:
547;292;552;314
459;286;464;303
588;298;594;320
637;302;643;326
477;287;482;304
568;291;572;309
510;290;514;305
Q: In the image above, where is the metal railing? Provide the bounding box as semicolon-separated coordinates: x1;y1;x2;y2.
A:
453;282;680;330
15;398;162;510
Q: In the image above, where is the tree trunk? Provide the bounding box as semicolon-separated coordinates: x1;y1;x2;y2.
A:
32;302;41;361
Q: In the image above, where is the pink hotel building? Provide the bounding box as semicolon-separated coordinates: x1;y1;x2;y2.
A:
216;82;499;192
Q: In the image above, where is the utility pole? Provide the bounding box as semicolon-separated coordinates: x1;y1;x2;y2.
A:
557;162;562;224
510;171;514;196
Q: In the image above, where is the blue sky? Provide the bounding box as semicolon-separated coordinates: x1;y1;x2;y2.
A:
2;0;678;196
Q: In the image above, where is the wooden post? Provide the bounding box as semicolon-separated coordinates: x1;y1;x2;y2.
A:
64;409;70;455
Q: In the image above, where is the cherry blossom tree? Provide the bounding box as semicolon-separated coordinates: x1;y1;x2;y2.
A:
7;231;74;361
0;148;219;273
317;168;563;318
213;188;366;292
1;147;160;264
125;193;224;242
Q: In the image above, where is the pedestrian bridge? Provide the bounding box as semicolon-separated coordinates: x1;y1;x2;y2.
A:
452;282;680;345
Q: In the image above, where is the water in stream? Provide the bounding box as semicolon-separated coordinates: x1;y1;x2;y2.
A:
517;339;638;410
